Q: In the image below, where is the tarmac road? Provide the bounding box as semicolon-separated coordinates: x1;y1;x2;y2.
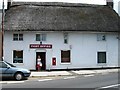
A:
1;72;120;89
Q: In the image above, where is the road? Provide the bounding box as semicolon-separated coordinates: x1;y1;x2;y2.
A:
1;72;120;89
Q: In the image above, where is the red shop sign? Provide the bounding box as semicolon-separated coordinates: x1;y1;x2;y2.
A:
30;44;52;49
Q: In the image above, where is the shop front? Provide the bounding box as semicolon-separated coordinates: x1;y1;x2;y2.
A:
30;44;52;71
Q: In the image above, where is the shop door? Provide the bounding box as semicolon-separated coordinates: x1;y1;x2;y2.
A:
36;52;46;71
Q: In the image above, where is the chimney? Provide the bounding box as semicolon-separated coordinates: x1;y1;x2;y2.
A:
106;0;113;8
7;0;13;10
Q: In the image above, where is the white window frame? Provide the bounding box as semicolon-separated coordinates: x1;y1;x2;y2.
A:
63;33;68;44
36;33;47;41
13;33;23;41
97;34;106;41
97;52;106;64
13;50;23;64
61;50;71;64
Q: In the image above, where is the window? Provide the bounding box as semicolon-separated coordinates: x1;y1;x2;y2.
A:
64;33;68;44
13;50;23;63
36;34;46;41
61;50;70;63
13;34;23;41
0;62;7;68
97;52;106;63
97;34;106;41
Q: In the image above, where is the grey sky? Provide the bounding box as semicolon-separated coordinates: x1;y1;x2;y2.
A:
0;0;120;14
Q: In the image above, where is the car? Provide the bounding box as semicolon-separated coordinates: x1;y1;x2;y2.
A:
0;61;31;81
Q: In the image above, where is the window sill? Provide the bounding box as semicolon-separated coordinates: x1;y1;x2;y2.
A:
13;63;24;66
60;63;71;65
97;63;107;66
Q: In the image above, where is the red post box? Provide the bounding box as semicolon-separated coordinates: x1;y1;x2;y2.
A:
52;57;56;65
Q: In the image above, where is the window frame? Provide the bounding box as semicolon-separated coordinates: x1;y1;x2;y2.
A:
63;33;68;44
36;33;47;41
13;50;23;64
97;52;106;64
13;33;23;41
61;50;71;64
97;34;106;41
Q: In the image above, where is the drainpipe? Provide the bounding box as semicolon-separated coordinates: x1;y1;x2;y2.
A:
1;0;5;61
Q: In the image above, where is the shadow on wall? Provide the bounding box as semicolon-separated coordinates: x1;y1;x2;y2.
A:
0;32;2;60
0;13;2;60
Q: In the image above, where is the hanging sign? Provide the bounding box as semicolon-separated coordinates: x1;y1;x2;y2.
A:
30;44;52;49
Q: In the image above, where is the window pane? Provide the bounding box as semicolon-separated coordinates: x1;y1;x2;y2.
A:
97;34;106;41
0;62;2;68
64;33;68;44
42;34;46;41
0;62;7;68
19;34;23;41
36;34;46;41
61;50;70;63
13;34;18;41
13;50;23;63
98;52;106;63
36;34;40;41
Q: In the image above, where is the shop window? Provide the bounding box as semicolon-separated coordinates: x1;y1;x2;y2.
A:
61;50;70;63
97;34;106;41
97;52;106;63
13;50;23;63
64;33;68;44
13;34;23;41
36;34;46;41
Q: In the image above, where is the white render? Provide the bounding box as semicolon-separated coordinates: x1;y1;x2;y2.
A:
4;31;119;70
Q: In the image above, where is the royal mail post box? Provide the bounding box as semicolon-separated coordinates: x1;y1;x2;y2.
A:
52;57;56;65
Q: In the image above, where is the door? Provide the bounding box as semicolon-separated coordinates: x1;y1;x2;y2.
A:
36;52;46;70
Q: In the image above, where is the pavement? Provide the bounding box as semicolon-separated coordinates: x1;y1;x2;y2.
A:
30;68;119;77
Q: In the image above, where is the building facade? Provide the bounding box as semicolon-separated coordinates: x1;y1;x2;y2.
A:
3;2;120;70
0;0;12;60
118;1;120;15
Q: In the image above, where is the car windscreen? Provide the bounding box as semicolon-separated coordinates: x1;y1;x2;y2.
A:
5;61;16;67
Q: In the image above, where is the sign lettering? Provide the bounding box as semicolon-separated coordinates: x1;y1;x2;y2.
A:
30;44;52;49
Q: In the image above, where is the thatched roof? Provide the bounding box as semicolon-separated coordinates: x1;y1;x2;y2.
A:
4;2;120;32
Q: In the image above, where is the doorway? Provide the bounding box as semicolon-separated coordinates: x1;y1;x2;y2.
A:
36;52;46;71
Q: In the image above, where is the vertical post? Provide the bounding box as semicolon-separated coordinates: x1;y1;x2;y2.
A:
1;0;5;60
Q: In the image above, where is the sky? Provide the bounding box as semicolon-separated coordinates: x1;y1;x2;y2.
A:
13;0;107;5
0;0;120;14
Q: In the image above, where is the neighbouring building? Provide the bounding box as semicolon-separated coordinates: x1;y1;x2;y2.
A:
0;9;2;59
118;1;120;15
3;2;120;70
0;0;13;60
112;0;120;16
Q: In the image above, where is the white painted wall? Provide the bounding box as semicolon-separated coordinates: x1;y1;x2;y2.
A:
118;34;120;67
4;31;118;70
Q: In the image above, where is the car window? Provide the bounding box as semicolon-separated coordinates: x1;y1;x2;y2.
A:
5;61;16;67
0;62;7;68
0;62;2;68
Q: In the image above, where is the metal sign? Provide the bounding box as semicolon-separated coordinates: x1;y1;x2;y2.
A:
30;44;52;49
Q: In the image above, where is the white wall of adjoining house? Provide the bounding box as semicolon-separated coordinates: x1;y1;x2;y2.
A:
118;34;120;67
113;0;120;15
4;31;118;70
118;1;120;15
0;13;2;24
